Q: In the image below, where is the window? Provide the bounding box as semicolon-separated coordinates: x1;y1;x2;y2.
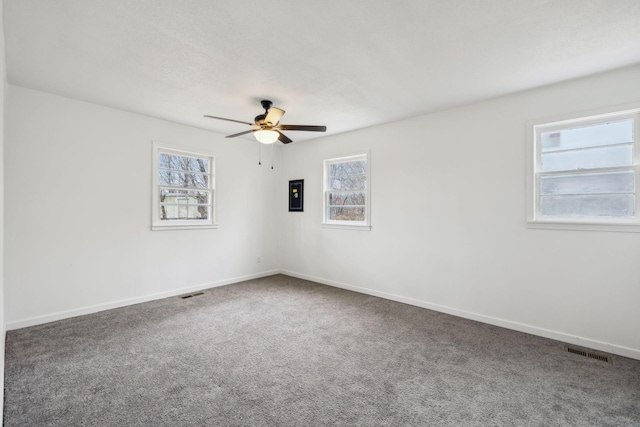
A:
527;107;640;231
152;142;216;230
323;152;371;230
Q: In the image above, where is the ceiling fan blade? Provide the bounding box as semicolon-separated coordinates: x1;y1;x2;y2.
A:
265;107;285;126
204;115;253;126
277;124;327;132
276;130;293;144
226;129;256;138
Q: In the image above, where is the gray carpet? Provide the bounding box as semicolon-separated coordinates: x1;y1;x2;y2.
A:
4;274;640;426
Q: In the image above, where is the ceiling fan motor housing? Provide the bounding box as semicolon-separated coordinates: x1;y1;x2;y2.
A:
254;114;267;125
255;100;274;126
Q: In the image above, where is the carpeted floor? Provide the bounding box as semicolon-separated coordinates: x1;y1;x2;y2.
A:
4;274;640;426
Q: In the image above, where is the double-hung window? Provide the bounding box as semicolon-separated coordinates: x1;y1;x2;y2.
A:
323;152;371;229
152;142;216;230
528;107;640;231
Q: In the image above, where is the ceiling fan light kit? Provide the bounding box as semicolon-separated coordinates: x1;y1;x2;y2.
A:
254;129;279;144
204;99;327;145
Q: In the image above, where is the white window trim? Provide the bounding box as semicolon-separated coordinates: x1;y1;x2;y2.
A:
152;141;218;231
526;103;640;233
322;151;372;231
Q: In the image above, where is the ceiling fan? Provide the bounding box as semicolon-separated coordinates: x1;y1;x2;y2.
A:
204;100;327;144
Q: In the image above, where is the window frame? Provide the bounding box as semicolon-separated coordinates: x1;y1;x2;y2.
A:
152;141;217;231
322;151;371;231
526;104;640;232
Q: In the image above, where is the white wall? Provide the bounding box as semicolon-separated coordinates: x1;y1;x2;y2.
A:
4;85;280;327
279;64;640;359
0;0;6;414
4;63;640;361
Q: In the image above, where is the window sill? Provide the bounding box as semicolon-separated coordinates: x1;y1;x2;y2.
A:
321;223;371;231
152;224;219;231
527;220;640;233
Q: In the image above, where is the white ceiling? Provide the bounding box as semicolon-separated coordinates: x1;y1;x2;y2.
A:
4;0;640;143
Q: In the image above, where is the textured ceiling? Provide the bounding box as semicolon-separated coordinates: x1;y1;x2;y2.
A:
4;0;640;143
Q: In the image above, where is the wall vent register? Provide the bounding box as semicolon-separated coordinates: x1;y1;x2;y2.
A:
565;346;612;364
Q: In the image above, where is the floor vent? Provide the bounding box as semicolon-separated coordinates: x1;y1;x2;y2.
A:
180;292;205;299
566;346;611;363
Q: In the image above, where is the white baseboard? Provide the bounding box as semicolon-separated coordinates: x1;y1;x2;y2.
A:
281;270;640;361
6;270;280;331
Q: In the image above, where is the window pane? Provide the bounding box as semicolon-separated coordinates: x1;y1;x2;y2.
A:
158;171;209;188
540;194;634;218
328;192;365;206
329;207;365;221
540;171;635;195
155;146;215;227
541;119;633;152
330;175;366;191
324;154;368;225
541;144;633;172
330;160;366;177
160;204;209;220
159;188;210;204
159;153;209;173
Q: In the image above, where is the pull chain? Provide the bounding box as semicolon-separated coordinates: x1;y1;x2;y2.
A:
271;143;274;169
258;141;262;165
